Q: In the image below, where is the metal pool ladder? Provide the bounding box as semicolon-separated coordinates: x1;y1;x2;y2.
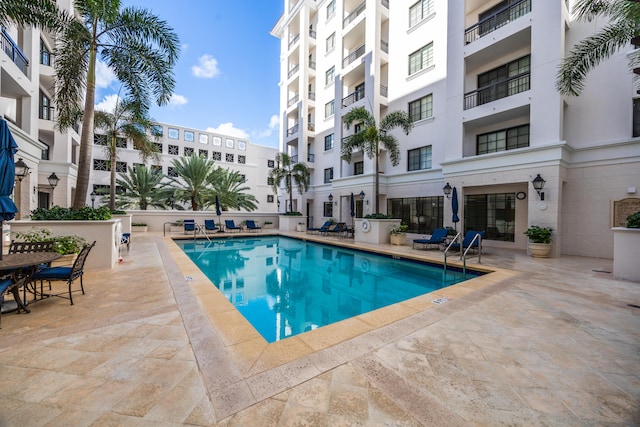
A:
443;232;482;277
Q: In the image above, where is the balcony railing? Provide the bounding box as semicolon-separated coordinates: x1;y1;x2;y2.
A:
342;86;365;107
288;94;299;107
288;64;299;78
308;91;316;100
309;60;316;70
464;0;531;45
380;85;388;97
343;1;366;28
343;44;365;67
288;33;300;49
286;124;299;137
382;0;389;8
40;50;53;67
309;28;316;39
39;105;55;121
292;153;315;163
381;40;388;53
1;29;29;75
463;72;530;110
308;122;315;132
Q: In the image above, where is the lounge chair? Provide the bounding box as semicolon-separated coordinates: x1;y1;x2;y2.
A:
307;220;331;234
204;220;219;232
413;228;448;250
323;222;344;236
450;230;485;253
245;220;262;232
225;219;241;232
184;219;196;234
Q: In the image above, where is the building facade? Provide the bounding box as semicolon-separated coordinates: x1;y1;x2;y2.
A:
271;0;640;258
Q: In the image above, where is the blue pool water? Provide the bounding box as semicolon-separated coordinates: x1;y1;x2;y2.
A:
177;236;482;343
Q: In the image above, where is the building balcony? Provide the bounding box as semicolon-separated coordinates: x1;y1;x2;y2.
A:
343;44;365;68
288;94;299;107
343;1;366;28
380;40;388;53
464;0;531;45
307;122;315;132
463;72;530;110
308;91;316;101
342;86;365;107
1;28;29;76
288;33;300;50
39;105;55;121
288;64;299;79
380;85;388;98
286;123;299;137
309;28;316;39
291;153;314;163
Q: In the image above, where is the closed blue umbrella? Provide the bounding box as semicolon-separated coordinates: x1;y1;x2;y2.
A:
215;194;223;233
0;119;19;260
350;192;355;218
452;186;460;231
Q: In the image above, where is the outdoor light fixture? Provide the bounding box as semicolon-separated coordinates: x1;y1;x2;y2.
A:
358;190;365;200
328;193;333;202
532;174;546;201
90;191;97;208
443;182;452;198
47;172;59;189
15;158;29;182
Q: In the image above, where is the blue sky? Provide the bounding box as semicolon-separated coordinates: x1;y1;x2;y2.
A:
95;1;284;148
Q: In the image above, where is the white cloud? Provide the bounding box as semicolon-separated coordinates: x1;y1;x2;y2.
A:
255;114;280;138
206;122;249;139
168;94;188;107
95;60;116;89
192;54;220;78
95;93;120;112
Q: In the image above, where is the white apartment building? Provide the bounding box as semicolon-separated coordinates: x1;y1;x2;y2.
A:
271;0;640;258
91;123;279;211
2;0;278;216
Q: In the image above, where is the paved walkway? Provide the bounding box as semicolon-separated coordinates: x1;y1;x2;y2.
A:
0;232;638;426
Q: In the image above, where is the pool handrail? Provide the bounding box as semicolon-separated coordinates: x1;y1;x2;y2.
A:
443;232;461;275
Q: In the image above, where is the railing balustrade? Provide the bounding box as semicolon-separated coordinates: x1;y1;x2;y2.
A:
380;85;388;97
343;1;366;28
39;105;55;121
309;29;316;39
307;153;315;162
343;44;365;68
463;72;530;110
309;60;316;70
288;94;299;107
307;122;315;132
381;40;388;53
464;0;531;45
288;33;300;49
288;64;299;78
286;124;299;137
1;29;29;75
308;91;316;100
342;86;365;107
382;0;389;8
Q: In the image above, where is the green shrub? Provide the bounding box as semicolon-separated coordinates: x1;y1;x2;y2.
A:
390;224;408;234
627;212;640;228
364;213;392;219
30;206;112;221
132;222;147;226
283;211;303;216
15;227;87;255
111;209;127;215
524;225;553;244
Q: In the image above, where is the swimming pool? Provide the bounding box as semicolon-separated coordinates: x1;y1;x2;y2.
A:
177;236;482;343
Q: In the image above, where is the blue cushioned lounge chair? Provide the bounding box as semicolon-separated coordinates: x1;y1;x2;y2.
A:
413;228;448;250
307;220;331;234
184;219;196;234
245;220;262;232
450;230;484;253
225;219;241;232
204;219;219;232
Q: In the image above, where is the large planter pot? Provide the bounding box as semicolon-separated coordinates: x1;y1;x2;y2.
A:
390;233;407;246
528;242;551;258
296;224;306;232
354;218;401;245
279;215;303;232
131;225;148;232
612;227;640;282
111;214;132;234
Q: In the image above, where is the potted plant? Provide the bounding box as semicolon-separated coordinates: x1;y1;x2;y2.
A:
131;222;148;232
263;221;274;229
524;225;553;257
296;221;306;232
390;224;409;246
15;228;87;266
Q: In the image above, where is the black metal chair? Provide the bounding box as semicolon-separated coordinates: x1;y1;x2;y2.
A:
29;241;95;305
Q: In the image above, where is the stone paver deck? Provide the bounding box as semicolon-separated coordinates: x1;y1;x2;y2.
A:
0;231;638;426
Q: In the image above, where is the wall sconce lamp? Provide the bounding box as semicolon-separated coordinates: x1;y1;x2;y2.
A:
532;174;546;200
328;193;333;203
358;190;365;201
15;158;29;182
443;182;452;199
90;191;97;208
47;172;59;189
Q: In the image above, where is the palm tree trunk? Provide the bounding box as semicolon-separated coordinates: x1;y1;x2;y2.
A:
374;144;380;214
109;139;117;211
73;43;97;209
288;173;293;213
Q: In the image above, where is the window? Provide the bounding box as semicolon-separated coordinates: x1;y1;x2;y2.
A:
212;136;222;146
238;155;246;164
153;142;163;153
323;202;333;217
150;165;161;173
93;159;109;171
168;145;179;155
354;161;364;175
239;174;246;182
226;138;234;148
409;0;434;27
199;149;208;158
39;91;53;120
116;137;127;148
409;94;433;122
184;147;194;156
324;134;334;151
168;166;178;177
151;125;163;136
168;127;179;139
226;153;234;162
326;0;335;19
387;196;444;234
408;42;434;75
238;140;246;150
325;100;334;118
212;151;222;161
94;134;107;146
325;66;335;85
267;177;275;186
407;146;432;171
267;195;274;203
634;98;640;138
184;130;194;142
476;55;530;105
40;38;51;66
464;193;515;242
326;32;335;52
477;124;530;154
324;167;333;183
268;159;275;168
116;161;127;173
198;133;208;144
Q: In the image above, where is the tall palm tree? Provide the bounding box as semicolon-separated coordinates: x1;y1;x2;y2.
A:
112;165;168;210
208;168;259;212
168;155;217;211
341;107;413;214
269;153;311;213
556;0;640;96
94;97;160;211
0;0;64;31
54;0;180;209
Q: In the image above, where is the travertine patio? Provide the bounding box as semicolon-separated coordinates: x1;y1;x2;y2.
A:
0;231;638;426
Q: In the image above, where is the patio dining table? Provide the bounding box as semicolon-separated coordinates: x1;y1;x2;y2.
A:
0;252;61;314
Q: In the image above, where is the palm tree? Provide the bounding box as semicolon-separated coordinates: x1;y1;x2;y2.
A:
341;107;413;214
168;155;217;211
112;165;169;210
0;1;64;31
54;1;180;209
556;0;640;96
208;168;259;212
94;97;160;211
268;153;311;213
